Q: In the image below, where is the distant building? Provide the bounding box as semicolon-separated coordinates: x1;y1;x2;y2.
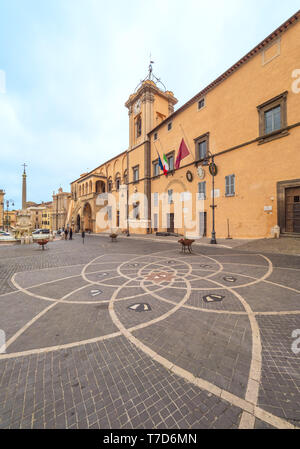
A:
52;188;71;231
27;205;45;230
41;202;53;230
0;190;17;231
3;210;18;230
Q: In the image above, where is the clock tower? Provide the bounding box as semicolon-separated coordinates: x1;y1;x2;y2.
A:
124;64;178;233
125;64;177;149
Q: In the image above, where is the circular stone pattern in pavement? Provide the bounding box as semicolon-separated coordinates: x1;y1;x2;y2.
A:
1;248;300;430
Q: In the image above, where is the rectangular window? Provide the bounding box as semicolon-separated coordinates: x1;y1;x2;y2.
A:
198;140;207;160
133;202;140;220
153;162;159;176
154;192;158;207
198;98;205;110
194;133;209;161
167;154;174;171
198;181;206;200
264;105;281;134
133;166;139;182
225;175;235;196
168;189;173;204
107;206;112;220
257;91;288;144
153;213;158;231
167;122;172;131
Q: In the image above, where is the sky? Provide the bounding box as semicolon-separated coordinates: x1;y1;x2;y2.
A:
0;0;299;209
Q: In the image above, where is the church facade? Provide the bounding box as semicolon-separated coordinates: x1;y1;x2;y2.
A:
68;11;300;239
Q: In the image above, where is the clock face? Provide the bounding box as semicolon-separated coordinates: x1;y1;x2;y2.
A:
134;99;141;115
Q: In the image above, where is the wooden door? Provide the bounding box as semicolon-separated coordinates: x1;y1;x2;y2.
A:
199;212;207;237
167;213;174;233
285;187;300;233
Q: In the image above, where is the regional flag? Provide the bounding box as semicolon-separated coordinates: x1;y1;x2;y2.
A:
175;138;190;169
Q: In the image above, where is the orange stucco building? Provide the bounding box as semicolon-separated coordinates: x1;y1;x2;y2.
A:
69;11;300;239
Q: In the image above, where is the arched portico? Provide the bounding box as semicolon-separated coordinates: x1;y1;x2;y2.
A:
83;202;93;232
76;214;81;232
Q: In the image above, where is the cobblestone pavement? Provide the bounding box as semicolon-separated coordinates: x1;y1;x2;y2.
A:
0;235;299;429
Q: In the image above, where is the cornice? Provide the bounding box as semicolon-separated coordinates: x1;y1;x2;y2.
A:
125;80;178;109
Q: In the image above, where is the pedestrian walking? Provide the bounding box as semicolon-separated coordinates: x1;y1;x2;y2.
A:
69;228;73;240
64;229;68;240
81;230;85;244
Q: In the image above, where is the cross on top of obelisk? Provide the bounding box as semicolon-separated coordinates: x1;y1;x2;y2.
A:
22;163;27;174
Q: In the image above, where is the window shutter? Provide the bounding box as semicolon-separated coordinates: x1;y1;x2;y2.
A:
225;176;229;196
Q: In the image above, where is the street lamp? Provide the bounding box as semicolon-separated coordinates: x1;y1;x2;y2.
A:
5;199;14;232
125;173;130;237
203;151;217;245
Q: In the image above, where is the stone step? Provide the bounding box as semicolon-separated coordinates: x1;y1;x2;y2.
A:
280;232;300;238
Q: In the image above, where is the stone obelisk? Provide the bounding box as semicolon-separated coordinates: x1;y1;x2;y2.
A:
22;163;27;210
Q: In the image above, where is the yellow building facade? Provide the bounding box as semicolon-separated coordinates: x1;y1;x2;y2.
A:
69;11;300;239
52;188;71;231
3;210;17;231
41;202;53;230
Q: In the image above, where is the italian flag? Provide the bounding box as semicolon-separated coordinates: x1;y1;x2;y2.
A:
163;154;169;174
156;150;168;176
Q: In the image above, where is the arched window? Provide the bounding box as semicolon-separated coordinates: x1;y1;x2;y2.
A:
107;177;112;192
89;181;92;194
96;181;105;193
136;115;142;138
123;169;128;184
85;182;88;194
115;173;121;191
